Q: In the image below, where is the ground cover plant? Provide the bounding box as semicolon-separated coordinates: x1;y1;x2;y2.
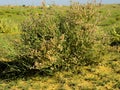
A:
0;1;120;90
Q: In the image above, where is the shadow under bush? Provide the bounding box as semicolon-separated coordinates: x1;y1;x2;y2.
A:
0;59;54;81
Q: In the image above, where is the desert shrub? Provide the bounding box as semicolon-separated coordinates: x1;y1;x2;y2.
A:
20;2;108;71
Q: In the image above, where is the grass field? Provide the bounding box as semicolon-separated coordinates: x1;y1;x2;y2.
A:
0;3;120;90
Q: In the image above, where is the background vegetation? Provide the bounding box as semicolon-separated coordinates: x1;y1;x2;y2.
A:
0;1;120;90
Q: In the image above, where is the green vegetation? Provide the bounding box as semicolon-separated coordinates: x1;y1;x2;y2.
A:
0;2;120;90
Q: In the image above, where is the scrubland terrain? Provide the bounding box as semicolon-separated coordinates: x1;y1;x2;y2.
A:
0;2;120;90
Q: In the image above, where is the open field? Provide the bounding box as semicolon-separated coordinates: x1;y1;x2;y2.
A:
0;3;120;90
